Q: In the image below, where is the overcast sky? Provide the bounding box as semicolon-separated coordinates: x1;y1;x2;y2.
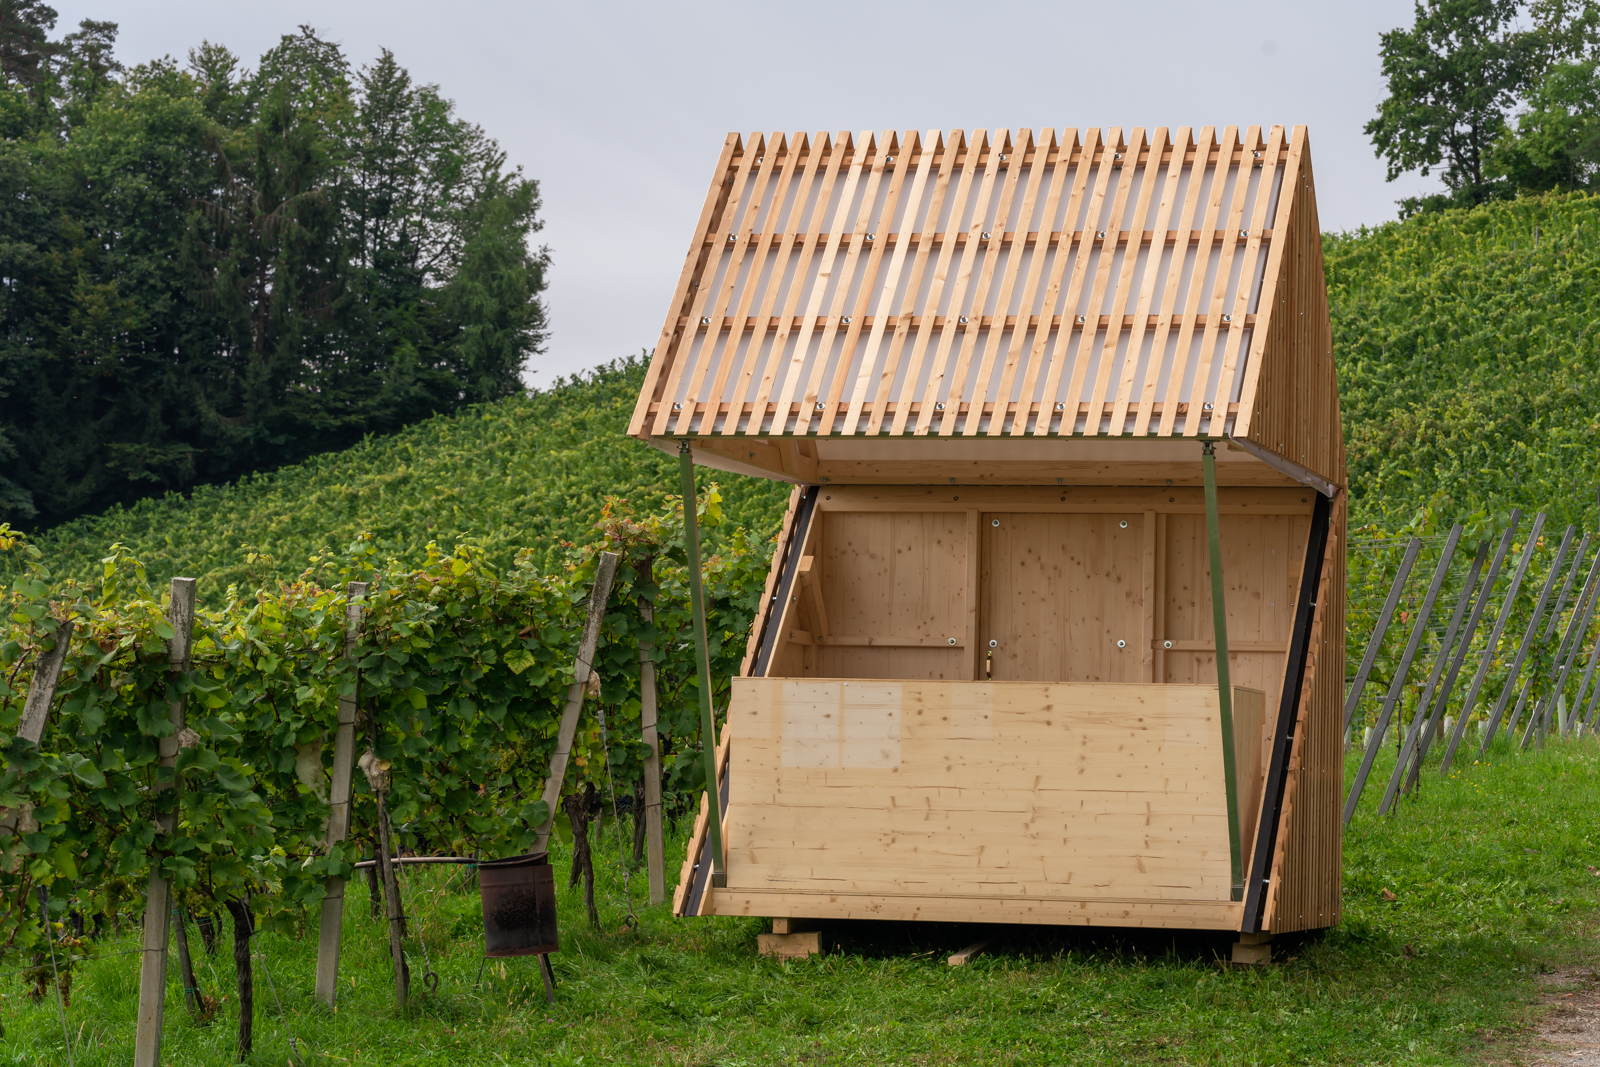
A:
56;0;1436;383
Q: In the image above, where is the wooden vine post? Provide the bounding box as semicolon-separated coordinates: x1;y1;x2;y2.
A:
0;617;76;836
532;553;619;853
133;577;197;1067
314;581;369;1008
637;558;666;904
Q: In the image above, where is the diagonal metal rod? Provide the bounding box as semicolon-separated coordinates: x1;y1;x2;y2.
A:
678;441;726;885
1200;442;1242;902
1377;525;1464;815
1346;533;1453;825
1403;538;1491;792
1555;543;1600;738
1343;538;1424;739
1440;510;1535;774
1482;522;1571;753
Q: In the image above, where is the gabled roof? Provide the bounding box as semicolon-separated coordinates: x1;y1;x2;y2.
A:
631;126;1342;490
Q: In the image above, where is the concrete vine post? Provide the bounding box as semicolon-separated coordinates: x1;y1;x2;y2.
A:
133;577;198;1067
314;581;369;1008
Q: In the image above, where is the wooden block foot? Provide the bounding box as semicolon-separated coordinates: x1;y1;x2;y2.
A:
758;931;825;959
1230;937;1271;965
948;939;991;967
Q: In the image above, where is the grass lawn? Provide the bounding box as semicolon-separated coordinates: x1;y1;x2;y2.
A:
3;737;1599;1066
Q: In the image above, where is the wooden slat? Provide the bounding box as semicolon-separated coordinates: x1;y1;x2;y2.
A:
1081;128;1154;435
699;228;1272;252
819;130;915;435
988;129;1076;434
636;133;740;438
719;133;815;435
914;129;1001;435
1211;125;1285;439
653;133;765;436
843;130;936;434
1059;128;1140;431
939;129;1029;436
703;135;787;433
797;130;889;434
766;133;848;428
1012;128;1092;434
867;131;955;436
1133;126;1210;437
1184;125;1258;438
1033;127;1115;428
1157;126;1233;437
1110;127;1184;436
960;129;1054;436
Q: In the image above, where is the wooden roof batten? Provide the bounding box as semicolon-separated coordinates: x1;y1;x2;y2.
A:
630;126;1343;493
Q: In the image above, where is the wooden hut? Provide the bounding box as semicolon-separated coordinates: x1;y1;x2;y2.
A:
629;126;1345;952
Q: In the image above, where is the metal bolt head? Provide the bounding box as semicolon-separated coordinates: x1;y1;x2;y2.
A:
1222;314;1232;323
1119;520;1128;528
1096;230;1106;239
958;315;969;324
866;232;875;241
1055;401;1065;411
841;316;852;325
1253;150;1262;159
1117;639;1127;648
672;402;682;410
988;639;998;649
997;153;1007;162
1203;402;1214;410
991;518;1000;527
1114;152;1123;161
1164;640;1173;649
981;231;991;240
935;402;946;411
886;155;895;163
947;637;957;646
700;316;711;325
728;233;737;242
1239;229;1248;238
815;402;825;411
1075;314;1086;324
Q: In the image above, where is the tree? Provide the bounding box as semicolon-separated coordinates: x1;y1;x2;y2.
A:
1368;0;1541;213
0;23;549;529
1491;58;1600;189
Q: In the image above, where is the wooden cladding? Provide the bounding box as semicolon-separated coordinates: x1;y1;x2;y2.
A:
632;125;1308;445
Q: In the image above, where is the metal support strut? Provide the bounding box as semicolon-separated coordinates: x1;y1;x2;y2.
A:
679;441;727;888
1201;442;1243;902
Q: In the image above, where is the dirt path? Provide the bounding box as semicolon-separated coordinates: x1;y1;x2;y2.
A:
1532;967;1600;1065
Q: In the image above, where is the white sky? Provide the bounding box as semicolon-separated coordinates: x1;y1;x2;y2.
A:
57;0;1436;382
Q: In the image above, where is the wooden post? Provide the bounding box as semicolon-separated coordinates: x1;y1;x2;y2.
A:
133;577;197;1067
637;558;666;905
532;553;620;853
314;581;368;1008
375;791;407;1010
0;618;75;837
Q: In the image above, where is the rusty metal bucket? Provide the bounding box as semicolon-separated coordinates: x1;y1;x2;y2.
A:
478;852;559;957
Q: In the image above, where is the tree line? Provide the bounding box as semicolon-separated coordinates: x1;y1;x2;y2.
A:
0;6;549;529
1371;0;1600;212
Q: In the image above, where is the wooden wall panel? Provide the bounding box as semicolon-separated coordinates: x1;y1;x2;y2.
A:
980;513;1146;682
1267;495;1345;933
1159;513;1309;695
725;679;1244;904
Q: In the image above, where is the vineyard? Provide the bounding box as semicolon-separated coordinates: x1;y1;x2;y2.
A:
3;190;1600;1063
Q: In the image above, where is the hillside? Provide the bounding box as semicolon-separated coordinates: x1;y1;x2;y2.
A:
16;190;1600;593
1328;190;1600;530
17;358;791;593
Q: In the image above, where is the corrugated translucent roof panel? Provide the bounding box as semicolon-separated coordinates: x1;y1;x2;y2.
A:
631;126;1301;443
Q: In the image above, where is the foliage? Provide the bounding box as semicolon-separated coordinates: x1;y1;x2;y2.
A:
0;20;548;529
4;744;1600;1064
0;475;774;972
1328;190;1600;531
7;356;794;596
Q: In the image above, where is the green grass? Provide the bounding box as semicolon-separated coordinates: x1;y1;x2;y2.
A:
4;740;1599;1065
